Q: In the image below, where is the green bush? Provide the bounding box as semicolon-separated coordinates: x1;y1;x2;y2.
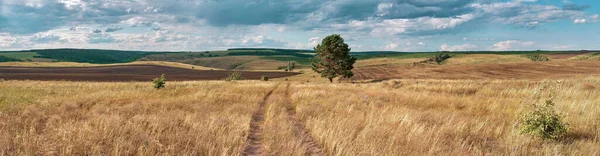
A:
152;74;166;89
519;99;569;140
432;52;451;64
224;71;243;81
261;76;269;81
526;54;550;61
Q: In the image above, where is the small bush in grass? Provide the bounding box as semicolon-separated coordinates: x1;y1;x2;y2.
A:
526;54;550;61
224;71;243;81
432;52;451;64
152;74;166;89
519;99;569;140
261;76;269;81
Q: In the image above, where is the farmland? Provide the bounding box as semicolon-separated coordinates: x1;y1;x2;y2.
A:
0;49;599;155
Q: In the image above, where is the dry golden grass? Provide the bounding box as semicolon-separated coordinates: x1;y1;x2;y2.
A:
1;77;599;155
355;58;424;67
0;81;276;155
290;78;600;155
445;54;531;65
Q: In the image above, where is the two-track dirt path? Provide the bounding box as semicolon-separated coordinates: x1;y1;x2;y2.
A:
241;83;325;156
242;84;280;156
283;83;326;156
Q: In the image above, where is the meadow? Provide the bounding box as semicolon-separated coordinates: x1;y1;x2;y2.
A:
1;50;600;155
1;77;599;155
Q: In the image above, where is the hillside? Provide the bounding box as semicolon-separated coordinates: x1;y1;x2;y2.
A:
0;49;160;64
2;48;599;71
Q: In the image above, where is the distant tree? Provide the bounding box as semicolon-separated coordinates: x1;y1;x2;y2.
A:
287;61;296;72
311;34;357;83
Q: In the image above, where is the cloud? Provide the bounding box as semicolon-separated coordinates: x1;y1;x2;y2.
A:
573;14;599;24
440;43;478;51
105;27;124;32
470;0;594;29
492;40;535;50
383;43;399;50
0;0;598;51
562;4;590;11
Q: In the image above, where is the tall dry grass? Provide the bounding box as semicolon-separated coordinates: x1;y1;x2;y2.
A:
0;81;276;155
1;78;599;155
291;78;600;155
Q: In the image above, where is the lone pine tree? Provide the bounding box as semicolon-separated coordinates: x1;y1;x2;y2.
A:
311;34;357;83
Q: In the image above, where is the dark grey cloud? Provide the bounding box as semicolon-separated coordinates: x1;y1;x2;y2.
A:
1;2;77;34
196;0;319;26
562;4;591;11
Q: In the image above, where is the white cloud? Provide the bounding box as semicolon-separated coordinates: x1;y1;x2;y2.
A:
492;40;535;50
440;43;478;51
574;18;587;24
383;43;398;50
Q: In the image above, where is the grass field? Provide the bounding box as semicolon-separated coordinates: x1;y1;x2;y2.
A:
1;49;600;155
1;77;598;155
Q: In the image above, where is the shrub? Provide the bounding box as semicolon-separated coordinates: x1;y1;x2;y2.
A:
526;54;550;61
277;66;288;71
519;99;569;140
261;76;269;81
432;52;451;64
152;74;166;89
224;71;243;81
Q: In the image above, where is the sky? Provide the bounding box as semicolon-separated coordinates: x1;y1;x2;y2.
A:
0;0;599;52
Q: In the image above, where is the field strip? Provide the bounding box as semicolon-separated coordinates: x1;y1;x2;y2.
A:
283;83;326;156
242;84;280;156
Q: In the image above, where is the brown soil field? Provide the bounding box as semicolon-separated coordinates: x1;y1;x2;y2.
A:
546;52;592;59
0;65;299;81
351;61;600;80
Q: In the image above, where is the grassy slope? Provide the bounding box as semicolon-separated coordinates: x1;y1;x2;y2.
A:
0;49;158;64
0;52;40;60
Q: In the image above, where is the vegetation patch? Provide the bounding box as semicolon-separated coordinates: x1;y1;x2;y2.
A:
152;74;167;89
224;71;243;81
0;56;21;62
19;49;155;64
0;52;40;60
520;99;569;140
525;54;550;61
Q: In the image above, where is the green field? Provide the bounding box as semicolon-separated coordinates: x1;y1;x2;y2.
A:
0;52;40;60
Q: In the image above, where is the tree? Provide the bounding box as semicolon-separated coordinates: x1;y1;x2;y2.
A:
311;34;357;83
287;61;296;72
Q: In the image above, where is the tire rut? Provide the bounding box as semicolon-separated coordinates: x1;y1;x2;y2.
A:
242;84;280;156
283;83;326;156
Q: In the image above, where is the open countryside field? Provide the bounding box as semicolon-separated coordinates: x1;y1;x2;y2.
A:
1;50;600;155
1;78;599;155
